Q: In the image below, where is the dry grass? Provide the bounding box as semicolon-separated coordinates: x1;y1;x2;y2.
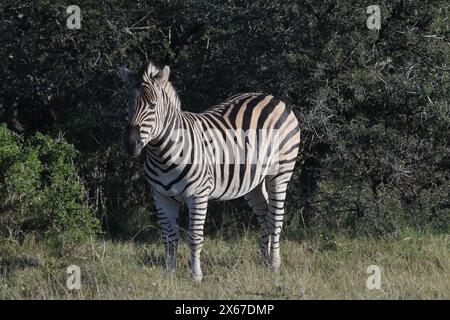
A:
0;230;448;299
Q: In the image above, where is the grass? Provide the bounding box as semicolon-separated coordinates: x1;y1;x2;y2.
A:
0;229;448;299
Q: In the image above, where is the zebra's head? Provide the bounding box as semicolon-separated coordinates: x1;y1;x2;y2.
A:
119;63;170;157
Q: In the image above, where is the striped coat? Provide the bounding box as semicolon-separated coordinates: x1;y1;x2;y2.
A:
119;62;300;281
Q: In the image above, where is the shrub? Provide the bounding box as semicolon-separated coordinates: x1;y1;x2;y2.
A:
0;124;99;242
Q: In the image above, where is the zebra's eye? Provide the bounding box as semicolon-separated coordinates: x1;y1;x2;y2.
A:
148;102;156;110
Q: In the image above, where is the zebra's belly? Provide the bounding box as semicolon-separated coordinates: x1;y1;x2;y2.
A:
147;165;267;201
209;163;273;201
210;184;261;201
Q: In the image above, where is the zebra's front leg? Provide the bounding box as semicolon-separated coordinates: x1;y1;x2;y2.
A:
186;196;208;282
153;192;180;274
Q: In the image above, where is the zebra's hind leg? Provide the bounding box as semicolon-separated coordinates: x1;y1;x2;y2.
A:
265;171;293;271
186;196;209;282
153;192;180;275
244;182;271;265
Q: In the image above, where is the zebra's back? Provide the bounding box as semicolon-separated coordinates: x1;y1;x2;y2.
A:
201;93;301;200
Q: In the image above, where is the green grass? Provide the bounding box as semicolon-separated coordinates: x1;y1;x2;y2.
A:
0;230;448;299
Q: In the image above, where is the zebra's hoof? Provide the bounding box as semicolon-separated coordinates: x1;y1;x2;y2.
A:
191;273;203;282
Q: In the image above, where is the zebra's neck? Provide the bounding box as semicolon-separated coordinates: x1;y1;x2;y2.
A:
145;102;207;172
145;91;185;162
161;81;181;111
150;100;178;140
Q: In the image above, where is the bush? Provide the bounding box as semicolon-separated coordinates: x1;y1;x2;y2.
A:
0;124;99;242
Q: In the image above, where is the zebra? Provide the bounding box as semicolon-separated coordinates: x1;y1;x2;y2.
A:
119;61;300;281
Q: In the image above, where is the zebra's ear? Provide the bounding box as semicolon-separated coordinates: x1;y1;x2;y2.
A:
154;65;170;87
119;67;139;85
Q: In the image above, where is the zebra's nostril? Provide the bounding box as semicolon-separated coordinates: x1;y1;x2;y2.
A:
124;138;142;156
129;139;138;147
125;125;141;140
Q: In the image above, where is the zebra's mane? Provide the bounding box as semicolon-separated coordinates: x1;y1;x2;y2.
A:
141;62;181;111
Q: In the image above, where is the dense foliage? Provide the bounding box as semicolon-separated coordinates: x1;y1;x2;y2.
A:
0;0;448;240
0;124;99;241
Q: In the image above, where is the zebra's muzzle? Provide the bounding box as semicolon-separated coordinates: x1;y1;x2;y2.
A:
124;125;143;157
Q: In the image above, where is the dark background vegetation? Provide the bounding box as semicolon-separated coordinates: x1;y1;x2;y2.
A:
0;0;449;244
